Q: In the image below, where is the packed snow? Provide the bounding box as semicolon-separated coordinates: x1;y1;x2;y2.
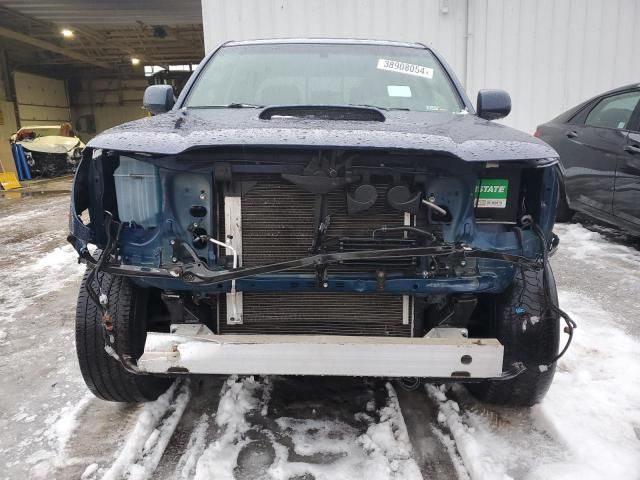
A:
425;248;640;480
191;376;421;480
23;393;94;478
174;413;211;480
556;223;640;267
193;376;270;480
0;244;84;325
97;380;191;480
0;195;92;479
532;291;640;479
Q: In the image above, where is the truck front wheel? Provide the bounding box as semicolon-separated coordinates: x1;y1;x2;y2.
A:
75;270;172;402
467;266;560;407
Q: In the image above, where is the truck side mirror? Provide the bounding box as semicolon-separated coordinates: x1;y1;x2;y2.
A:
143;85;175;115
477;89;511;120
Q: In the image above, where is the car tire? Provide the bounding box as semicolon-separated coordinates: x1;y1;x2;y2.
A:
75;269;172;402
555;183;574;222
466;266;560;407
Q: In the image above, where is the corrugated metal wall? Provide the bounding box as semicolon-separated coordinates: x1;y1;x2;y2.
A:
465;0;640;133
202;0;470;85
202;0;640;133
14;72;70;126
70;77;148;141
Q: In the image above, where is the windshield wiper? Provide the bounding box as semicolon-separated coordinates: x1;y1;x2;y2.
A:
348;104;410;111
190;103;409;111
227;102;263;108
188;103;264;109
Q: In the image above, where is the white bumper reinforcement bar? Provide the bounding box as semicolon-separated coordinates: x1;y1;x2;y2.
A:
138;325;504;378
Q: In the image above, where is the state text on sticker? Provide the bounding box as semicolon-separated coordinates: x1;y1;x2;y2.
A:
377;59;434;79
475;179;509;208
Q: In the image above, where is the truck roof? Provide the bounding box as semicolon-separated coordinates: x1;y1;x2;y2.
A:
223;38;426;49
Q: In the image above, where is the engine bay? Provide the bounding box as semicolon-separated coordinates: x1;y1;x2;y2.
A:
68;147;559;336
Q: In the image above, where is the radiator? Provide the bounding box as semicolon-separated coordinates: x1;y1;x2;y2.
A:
238;175;409;268
220;292;412;337
218;174;415;336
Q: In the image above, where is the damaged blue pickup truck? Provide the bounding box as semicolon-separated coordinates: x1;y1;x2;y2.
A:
67;39;574;406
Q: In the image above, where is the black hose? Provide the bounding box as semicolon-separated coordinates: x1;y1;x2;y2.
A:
84;219;110;310
85;212;123;313
532;223;577;367
89;213;140;374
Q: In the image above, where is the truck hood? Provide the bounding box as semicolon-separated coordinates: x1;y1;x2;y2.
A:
88;109;557;162
19;136;83;154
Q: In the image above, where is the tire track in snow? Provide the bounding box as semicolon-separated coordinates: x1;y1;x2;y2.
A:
80;379;191;480
173;412;211;480
56;376;457;480
395;385;464;479
152;376;228;480
191;375;273;479
180;376;433;480
426;384;566;480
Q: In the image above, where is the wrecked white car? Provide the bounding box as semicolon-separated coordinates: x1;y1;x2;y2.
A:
11;124;84;177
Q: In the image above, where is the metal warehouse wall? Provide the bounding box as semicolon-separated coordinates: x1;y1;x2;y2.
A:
202;0;470;82
465;0;640;133
13;72;70;127
202;0;640;134
70;77;148;142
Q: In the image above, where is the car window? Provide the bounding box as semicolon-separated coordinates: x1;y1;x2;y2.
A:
584;90;640;130
185;43;464;113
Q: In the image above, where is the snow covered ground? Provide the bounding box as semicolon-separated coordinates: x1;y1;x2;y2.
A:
1;189;639;480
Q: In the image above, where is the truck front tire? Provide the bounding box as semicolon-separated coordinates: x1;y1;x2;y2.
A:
75;270;172;402
467;266;560;407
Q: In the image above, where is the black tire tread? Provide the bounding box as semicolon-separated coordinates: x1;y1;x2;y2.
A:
75;270;171;402
467;267;560;406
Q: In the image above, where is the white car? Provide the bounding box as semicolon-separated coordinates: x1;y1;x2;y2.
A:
11;125;85;177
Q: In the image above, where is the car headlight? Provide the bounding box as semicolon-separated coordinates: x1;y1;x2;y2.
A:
67;147;83;164
24;151;35;166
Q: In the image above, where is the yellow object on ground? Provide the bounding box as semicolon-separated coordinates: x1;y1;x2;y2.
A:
0;140;18;175
0;172;21;190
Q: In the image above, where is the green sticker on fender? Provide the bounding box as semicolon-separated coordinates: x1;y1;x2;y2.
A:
475;179;509;208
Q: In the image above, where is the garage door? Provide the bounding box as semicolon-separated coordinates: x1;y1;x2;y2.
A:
14;71;70;127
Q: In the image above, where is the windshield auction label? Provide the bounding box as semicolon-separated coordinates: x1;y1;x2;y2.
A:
377;59;434;79
475;179;509;208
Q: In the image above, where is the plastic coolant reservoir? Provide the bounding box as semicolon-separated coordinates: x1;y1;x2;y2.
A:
113;156;162;228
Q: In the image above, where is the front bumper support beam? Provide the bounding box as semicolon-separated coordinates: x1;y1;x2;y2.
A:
138;324;505;378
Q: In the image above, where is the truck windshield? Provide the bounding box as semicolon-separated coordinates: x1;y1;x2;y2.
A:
185;43;464;113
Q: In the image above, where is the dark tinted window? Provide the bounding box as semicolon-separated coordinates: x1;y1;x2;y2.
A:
185;43;464;113
585;90;640;130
